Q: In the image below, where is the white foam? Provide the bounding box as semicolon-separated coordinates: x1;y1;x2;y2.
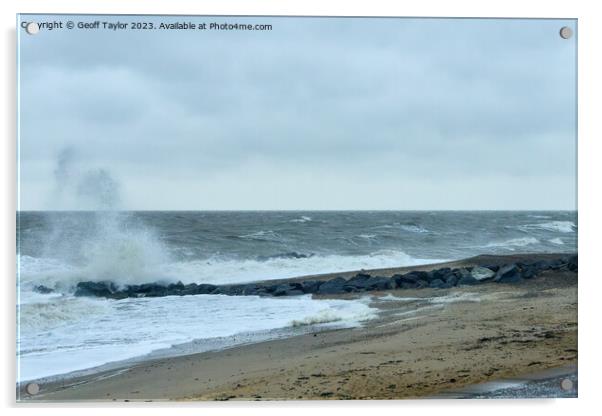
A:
290;216;312;223
429;292;482;304
18;250;444;291
17;294;376;382
549;238;564;245
536;221;576;233
161;249;442;285
520;221;576;233
289;301;376;327
238;230;286;242
484;237;539;249
399;224;429;233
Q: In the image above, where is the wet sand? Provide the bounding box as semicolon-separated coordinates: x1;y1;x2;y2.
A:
19;254;577;401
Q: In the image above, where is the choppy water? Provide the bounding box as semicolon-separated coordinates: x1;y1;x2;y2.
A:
16;210;577;382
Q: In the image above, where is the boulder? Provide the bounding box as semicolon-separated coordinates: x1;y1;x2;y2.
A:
196;283;218;294
404;271;431;282
429;268;451;281
272;283;305;296
210;286;231;295
532;260;552;271
394;271;427;287
519;264;537;279
457;276;479;286
345;274;372;290
481;264;500;272
494;264;523;284
347;276;393;291
416;279;429;289
353;272;372;280
317;277;347;294
34;285;54;294
75;281;118;297
429;279;445;288
548;258;567;270
242;284;260;296
177;283;201;296
567;255;578;272
471;266;495;281
445;274;459;286
394;276;418;289
167;281;185;291
301;280;322;294
453;268;472;279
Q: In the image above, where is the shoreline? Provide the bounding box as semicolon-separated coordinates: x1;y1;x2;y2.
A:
19;252;577;401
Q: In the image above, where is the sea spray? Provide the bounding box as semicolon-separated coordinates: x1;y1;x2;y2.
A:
79;212;171;285
30;147;173;289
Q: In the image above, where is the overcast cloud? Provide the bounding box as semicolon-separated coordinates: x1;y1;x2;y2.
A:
18;16;577;210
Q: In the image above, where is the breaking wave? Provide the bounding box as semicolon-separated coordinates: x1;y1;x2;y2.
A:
19;249;442;293
518;221;576;233
234;230;287;242
399;224;429;234
484;237;540;249
289;302;376;327
290;216;312;223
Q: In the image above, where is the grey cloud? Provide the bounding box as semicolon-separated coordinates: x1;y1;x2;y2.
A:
18;16;577;210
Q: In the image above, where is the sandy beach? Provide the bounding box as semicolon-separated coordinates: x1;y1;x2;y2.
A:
19;253;577;401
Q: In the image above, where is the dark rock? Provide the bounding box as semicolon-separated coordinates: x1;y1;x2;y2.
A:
481;264;500;272
75;281;118;297
223;285;246;296
393;272;425;287
429;279;445;288
345;274;370;288
567;255;578;272
136;283;168;295
178;284;200;296
416;279;429;288
399;281;418;289
548;258;567;270
453;268;472;279
257;252;312;261
353;272;372;280
167;281;185;291
34;285;54;294
494;264;523;284
532;260;552;271
346;276;393;291
317;277;347;294
430;268;451;281
210;286;231;295
404;271;431;282
445;274;458;286
196;283;218;294
301;280;322;294
457;276;479;286
143;285;169;297
272;283;305;296
241;284;260;296
519;264;537;279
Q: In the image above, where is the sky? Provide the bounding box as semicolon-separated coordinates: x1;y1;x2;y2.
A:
18;16;577;210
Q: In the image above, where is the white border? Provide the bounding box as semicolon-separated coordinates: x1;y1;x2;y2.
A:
2;1;600;415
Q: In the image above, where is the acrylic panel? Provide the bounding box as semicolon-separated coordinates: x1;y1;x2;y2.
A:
16;15;577;401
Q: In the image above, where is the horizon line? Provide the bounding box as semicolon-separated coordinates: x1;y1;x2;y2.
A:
16;208;578;212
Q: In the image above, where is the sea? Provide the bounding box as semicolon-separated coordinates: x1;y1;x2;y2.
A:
16;210;577;382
